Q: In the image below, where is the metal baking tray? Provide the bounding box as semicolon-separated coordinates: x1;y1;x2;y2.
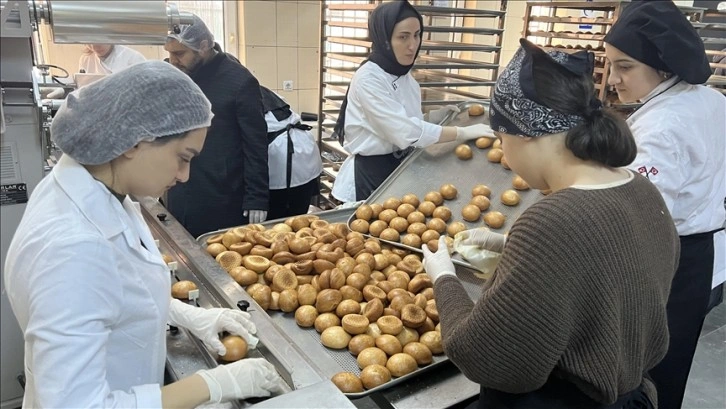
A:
195;207;450;399
348;101;543;270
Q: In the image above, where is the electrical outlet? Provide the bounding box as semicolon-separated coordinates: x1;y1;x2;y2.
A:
282;80;294;91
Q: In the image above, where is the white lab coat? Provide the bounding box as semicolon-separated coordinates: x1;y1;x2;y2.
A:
266;110;323;190
4;155;169;408
627;78;726;287
331;61;442;203
78;45;146;74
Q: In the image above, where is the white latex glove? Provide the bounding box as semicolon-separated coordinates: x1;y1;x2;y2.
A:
426;105;461;124
422;236;456;283
168;299;259;354
457;228;506;253
244;210;268;224
198;358;286;403
455;123;495;142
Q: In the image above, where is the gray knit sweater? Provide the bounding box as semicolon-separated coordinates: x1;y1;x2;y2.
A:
434;172;679;405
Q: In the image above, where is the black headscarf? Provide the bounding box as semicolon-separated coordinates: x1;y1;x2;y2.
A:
604;0;711;84
335;0;424;144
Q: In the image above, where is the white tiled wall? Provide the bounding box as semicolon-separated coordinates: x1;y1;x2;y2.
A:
241;0;321;114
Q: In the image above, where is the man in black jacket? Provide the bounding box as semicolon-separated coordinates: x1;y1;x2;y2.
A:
164;15;269;238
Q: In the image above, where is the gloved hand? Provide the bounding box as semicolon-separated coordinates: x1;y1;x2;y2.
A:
198;358;286;403
457;228;506;253
426;105;461;124
455;123;495;142
422;236;456;284
168;299;259;354
244;210;268;224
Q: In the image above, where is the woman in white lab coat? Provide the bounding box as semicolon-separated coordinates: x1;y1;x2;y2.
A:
605;3;726;409
331;0;491;203
78;44;146;74
3;61;283;408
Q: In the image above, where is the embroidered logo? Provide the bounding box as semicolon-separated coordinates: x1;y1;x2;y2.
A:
638;166;659;179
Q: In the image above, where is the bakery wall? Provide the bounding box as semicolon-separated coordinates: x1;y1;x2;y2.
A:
36;1;322;116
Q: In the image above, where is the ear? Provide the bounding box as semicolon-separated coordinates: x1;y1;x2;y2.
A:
121;144;142;159
200;39;209;52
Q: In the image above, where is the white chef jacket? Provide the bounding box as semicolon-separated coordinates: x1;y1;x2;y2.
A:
4;154;169;408
331;61;442;203
627;78;726;287
78;45;146;74
266;109;323;190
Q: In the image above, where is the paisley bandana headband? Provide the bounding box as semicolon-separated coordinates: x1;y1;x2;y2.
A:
490;40;594;137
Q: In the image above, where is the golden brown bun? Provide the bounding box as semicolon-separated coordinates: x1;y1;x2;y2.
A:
455;144;473;160
386;353;418;377
468;103;485;116
219;335;248;362
475;137;493;149
360;364;391;389
171;280;197;300
331;372;364;393
500;189;521;206
483;211;506;229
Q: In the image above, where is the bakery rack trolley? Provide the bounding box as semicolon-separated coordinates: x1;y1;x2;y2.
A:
316;0;508;208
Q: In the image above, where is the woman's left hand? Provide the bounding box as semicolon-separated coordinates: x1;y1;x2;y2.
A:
169;300;259;355
422;236;457;283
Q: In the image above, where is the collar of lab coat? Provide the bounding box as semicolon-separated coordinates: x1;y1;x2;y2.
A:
52;155;137;243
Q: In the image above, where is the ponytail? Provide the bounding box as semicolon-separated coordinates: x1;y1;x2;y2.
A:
532;58;637;167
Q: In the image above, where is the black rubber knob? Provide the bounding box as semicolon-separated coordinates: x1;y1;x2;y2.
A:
237;300;250;311
157;213;168;222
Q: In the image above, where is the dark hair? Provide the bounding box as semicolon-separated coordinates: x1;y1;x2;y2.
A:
532;54;637;167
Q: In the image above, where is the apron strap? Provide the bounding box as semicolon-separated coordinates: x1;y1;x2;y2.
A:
268;122;313;190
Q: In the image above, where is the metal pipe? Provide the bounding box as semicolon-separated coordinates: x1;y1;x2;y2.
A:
46;0;191;44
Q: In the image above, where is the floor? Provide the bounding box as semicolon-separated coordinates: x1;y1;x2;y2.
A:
682;301;726;409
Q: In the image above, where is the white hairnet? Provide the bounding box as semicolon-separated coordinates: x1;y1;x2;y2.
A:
167;14;214;52
52;60;213;165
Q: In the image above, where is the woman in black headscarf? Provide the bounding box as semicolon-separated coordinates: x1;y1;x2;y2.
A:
605;3;725;408
330;0;490;203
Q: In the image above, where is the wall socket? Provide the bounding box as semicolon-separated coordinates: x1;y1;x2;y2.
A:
282;80;294;91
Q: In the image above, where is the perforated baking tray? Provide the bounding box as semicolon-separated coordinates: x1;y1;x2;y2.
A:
348;102;543;270
195;208;450;398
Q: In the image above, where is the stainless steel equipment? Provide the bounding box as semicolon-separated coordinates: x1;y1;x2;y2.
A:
145;198;480;408
0;2;190;406
354;101;542;270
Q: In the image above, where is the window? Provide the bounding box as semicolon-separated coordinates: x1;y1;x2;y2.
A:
175;0;237;55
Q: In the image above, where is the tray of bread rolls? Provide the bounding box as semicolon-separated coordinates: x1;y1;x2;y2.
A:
196;208;450;398
347;102;544;271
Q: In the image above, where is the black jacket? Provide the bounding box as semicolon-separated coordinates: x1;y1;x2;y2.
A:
166;46;269;238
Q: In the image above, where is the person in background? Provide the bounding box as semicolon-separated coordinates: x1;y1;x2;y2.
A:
261;86;322;220
422;39;679;409
4;61;283;408
164;15;269;236
604;3;726;408
331;0;492;203
78;44;146;74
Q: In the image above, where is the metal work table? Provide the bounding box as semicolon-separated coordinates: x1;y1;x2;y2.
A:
138;198;480;408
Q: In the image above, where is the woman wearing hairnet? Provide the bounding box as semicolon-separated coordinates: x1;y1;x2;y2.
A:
3;61;284;408
603;3;725;408
330;0;492;203
422;39;679;408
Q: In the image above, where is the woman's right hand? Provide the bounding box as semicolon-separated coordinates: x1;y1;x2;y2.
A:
197;358;286;403
455;123;495;142
457;228;506;253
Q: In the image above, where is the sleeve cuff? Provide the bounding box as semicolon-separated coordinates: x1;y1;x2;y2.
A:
131;384;163;409
413;121;442;148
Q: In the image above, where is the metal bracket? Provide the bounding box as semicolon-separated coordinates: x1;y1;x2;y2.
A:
1;0;32;38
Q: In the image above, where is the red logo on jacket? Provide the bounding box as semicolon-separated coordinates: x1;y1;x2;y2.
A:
638;166;659;179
